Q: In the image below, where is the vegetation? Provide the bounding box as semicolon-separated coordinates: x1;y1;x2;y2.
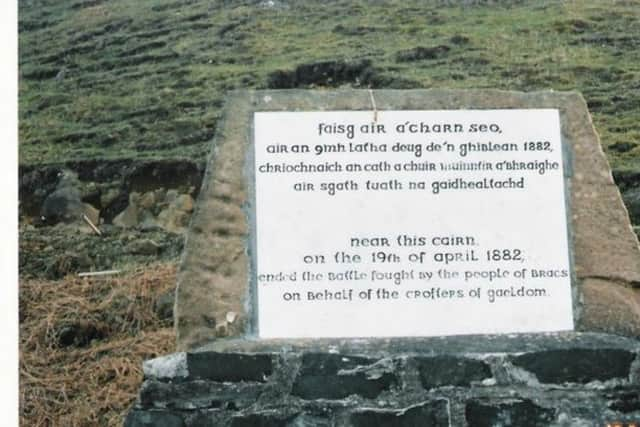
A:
19;0;640;170
18;0;640;425
20;263;176;426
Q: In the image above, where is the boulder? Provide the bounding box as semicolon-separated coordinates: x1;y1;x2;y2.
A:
157;194;194;234
40;170;83;225
113;203;139;228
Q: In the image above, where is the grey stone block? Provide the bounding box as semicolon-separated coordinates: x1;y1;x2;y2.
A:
349;401;450;427
465;399;555;427
124;410;185;427
186;352;274;382
291;353;397;399
510;348;636;384
415;356;492;389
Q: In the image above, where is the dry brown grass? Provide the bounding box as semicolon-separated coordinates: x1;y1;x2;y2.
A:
20;263;178;426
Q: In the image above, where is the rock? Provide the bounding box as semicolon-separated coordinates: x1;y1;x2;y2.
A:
129;192;141;204
154;290;175;321
139;208;157;227
174;194;194;212
186;352;273;382
156;194;195;233
416;356;492;389
165;189;179;204
230;412;298;427
125;239;162;255
157;210;190;233
139;380;263;411
113;192;144;228
154;187;167;203
465;398;555;427
80;182;101;208
40;170;83;225
124;410;184;427
102;190;129;224
350;401;450;427
139;191;156;210
291;353;398;399
139;217;160;231
113;203;139;228
510;348;635;384
82;203;100;225
100;188;121;208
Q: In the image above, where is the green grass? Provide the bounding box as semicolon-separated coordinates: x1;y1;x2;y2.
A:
19;0;640;172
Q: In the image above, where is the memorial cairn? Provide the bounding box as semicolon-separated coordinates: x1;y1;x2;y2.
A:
126;90;640;427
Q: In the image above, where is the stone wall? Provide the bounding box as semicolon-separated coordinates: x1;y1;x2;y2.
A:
126;332;640;426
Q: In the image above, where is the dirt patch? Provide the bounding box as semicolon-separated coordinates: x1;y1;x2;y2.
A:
266;59;420;89
267;59;378;89
124;160;203;195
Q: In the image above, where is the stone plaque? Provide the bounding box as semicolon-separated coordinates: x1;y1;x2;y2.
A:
174;90;640;350
254;110;573;338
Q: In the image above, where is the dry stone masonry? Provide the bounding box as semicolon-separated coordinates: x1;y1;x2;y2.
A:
126;334;640;426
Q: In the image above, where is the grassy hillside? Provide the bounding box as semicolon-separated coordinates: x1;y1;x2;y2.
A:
19;0;640;171
18;1;640;425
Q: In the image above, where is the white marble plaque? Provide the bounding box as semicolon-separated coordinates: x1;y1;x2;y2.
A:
253;110;573;338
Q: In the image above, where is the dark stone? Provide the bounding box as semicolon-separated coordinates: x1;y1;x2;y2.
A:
139;379;262;410
230;411;297;427
184;410;228;427
102;189;129;224
287;413;333;427
18;165;62;217
465;399;555;427
415;356;492;389
291;353;397;399
187;352;273;382
81;188;102;209
154;289;175;321
124;409;185;427
607;390;640;413
350;401;450;427
40;172;83;225
510;349;636;384
396;45;450;62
